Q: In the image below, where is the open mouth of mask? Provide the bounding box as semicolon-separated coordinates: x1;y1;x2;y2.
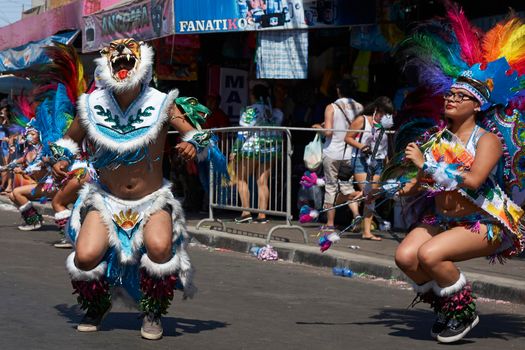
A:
110;53;138;81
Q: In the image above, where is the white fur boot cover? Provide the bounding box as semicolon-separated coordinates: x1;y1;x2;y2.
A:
411;280;435;294
66;252;107;281
433;272;467;297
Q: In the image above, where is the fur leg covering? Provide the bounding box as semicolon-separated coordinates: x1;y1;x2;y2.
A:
19;202;42;225
139;254;180;316
66;252;111;313
54;209;71;233
433;273;476;321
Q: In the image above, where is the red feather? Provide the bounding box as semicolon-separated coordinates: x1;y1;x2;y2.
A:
446;3;483;66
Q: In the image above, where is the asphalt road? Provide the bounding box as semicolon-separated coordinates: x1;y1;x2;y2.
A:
1;206;525;350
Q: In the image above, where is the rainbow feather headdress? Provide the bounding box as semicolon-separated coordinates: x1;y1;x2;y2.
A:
398;2;525;193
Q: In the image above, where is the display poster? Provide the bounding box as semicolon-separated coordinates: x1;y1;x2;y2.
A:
219;68;249;122
82;0;174;52
174;0;375;34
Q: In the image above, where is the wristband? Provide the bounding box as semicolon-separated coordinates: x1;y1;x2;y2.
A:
50;138;80;164
182;130;213;154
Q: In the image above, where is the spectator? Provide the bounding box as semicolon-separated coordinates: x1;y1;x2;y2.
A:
312;79;363;232
345;96;394;241
231;83;283;223
1;100;12;191
204;94;230;129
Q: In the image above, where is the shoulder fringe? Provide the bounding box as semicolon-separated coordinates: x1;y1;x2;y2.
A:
66;252;107;281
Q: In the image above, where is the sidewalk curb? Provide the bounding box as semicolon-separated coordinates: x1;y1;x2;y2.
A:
188;226;525;305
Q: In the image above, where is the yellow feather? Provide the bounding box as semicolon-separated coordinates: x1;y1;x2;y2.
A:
499;23;525;62
483;18;520;62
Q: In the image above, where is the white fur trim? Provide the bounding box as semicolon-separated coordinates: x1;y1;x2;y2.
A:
54;209;71;221
77;89;179;154
94;44;154;93
54;138;80;155
19;201;33;212
140;253;180;277
68;180;189;265
433;273;467;297
66;252;107;281
411;280;435;294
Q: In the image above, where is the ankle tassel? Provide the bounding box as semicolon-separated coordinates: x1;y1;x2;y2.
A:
139;269;178;316
71;279;111;314
440;284;476;322
21;205;42;225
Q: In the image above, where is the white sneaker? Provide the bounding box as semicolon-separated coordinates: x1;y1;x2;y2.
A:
53;237;73;249
18;221;42;231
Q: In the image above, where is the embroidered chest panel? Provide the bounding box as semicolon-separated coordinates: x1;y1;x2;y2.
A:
82;87;168;151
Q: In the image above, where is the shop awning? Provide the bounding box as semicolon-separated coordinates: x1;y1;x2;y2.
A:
81;0;174;52
0;0;83;52
0;30;79;73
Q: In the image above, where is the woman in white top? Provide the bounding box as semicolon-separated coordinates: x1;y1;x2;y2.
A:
345;96;393;241
313;79;363;231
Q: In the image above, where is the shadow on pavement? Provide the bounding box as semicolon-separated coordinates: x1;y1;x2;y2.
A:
54;304;229;337
348;308;525;342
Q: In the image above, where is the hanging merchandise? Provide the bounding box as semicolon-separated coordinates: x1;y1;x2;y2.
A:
256;29;308;79
152;35;200;81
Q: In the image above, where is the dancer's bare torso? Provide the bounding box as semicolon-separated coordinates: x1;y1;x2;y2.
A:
55;88;195;200
435;191;478;218
98;125;167;199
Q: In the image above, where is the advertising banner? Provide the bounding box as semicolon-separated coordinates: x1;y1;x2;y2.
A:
82;0;174;52
175;0;375;34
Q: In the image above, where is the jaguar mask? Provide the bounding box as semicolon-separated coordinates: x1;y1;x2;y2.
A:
94;38;154;93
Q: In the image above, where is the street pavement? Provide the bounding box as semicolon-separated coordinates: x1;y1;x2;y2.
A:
1;206;525;349
2;195;525;304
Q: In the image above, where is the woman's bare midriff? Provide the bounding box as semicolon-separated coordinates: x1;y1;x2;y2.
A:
435;190;479;218
97;129;167;200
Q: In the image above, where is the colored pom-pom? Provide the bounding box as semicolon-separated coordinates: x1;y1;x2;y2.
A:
299;205;319;223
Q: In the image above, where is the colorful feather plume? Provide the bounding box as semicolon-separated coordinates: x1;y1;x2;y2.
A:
30;83;74;155
446;2;483;66
10;93;35;127
30;42;86;105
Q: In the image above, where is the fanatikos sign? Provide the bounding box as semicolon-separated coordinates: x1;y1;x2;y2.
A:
174;0;375;34
82;0;174;52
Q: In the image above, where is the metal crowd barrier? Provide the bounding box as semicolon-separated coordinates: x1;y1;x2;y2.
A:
195;126;308;243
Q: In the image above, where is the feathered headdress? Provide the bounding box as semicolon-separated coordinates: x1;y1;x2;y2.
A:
28;83;74;155
30;42;86;105
397;2;525;194
9;92;36;129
